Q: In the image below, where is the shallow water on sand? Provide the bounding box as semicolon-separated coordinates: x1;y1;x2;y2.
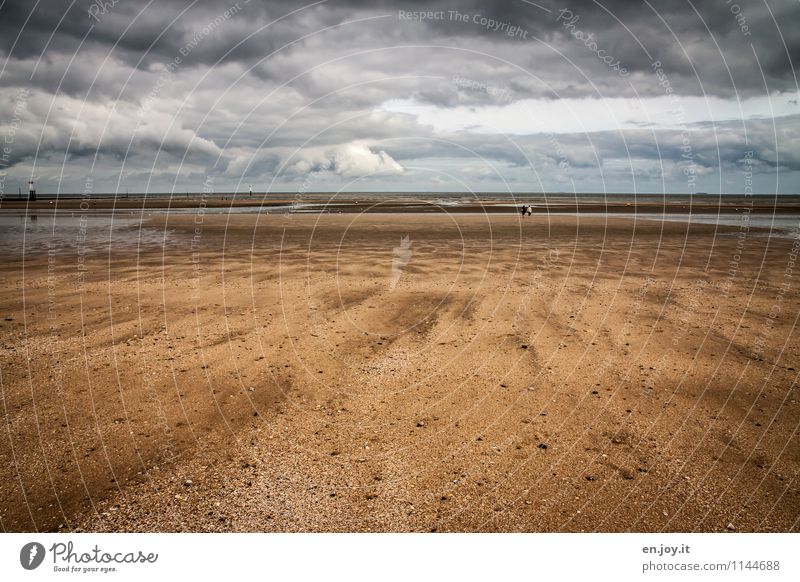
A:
0;211;173;255
599;212;800;238
1;208;798;256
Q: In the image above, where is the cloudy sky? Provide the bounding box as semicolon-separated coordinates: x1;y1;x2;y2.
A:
0;0;798;195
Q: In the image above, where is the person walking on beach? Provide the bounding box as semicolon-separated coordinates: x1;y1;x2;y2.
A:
520;204;533;216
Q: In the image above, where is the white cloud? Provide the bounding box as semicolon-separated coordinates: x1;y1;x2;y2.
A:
380;92;800;136
331;143;404;176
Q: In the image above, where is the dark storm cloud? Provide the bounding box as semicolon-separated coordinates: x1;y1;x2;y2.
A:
3;0;797;91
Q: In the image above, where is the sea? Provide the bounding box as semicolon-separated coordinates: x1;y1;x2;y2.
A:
1;193;798;255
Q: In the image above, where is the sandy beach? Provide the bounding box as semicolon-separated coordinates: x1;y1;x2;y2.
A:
1;212;798;532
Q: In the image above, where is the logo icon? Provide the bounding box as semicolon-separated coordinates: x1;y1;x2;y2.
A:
389;235;412;290
20;542;46;570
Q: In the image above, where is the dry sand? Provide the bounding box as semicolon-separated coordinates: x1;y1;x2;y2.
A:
1;213;798;532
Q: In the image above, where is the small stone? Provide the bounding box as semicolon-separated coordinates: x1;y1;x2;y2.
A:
416;420;425;427
586;475;595;481
520;344;529;349
538;443;548;450
591;390;599;395
184;479;193;487
726;523;735;531
4;316;12;321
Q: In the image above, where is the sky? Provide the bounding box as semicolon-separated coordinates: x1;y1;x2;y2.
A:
0;0;798;195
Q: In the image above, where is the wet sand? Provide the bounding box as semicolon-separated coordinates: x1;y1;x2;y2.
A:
4;193;800;214
0;213;798;532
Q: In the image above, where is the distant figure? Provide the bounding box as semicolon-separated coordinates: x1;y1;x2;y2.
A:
520;204;533;217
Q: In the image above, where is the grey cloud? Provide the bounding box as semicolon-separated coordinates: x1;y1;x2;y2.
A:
1;0;798;194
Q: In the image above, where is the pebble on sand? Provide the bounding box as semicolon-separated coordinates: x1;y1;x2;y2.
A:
538;443;548;450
